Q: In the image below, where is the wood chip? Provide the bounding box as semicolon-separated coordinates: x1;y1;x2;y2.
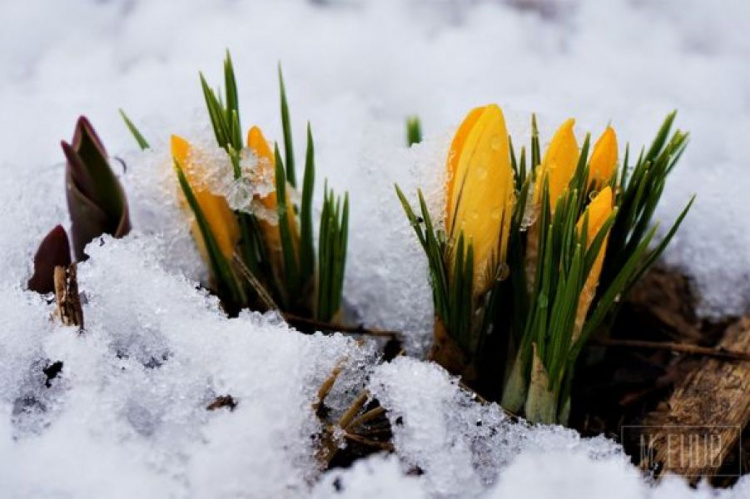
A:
638;316;750;479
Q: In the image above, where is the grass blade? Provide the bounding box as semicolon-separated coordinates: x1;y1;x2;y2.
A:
118;109;150;150
300;123;316;286
278;64;297;187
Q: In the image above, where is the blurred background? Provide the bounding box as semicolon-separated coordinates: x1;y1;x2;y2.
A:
1;0;749;318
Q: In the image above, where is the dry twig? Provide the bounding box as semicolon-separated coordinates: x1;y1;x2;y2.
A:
284;314;401;339
54;263;83;328
592;338;750;362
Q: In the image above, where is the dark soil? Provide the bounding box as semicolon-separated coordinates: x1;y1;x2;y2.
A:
570;265;745;485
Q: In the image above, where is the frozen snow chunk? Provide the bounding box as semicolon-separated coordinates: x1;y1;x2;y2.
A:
2;230;370;497
313;453;427;499
0;287;64;439
0;162;67;289
370;357;624;497
0;401;177;499
487;449;646;499
117;145;209;281
341;134;450;356
369;357;502;497
0;288;56;404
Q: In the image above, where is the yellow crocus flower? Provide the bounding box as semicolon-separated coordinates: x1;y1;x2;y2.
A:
526;118;579;291
445;104;515;298
445;106;485;231
588;126;618;189
573;185;614;342
171;135;240;261
246;126;299;270
534;118;579;209
247;126;278;212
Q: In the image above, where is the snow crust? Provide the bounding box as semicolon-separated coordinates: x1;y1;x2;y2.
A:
1;0;750;497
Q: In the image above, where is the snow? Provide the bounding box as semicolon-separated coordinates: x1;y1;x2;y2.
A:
1;0;750;497
369;357;624;497
312;454;428;499
1;233;369;497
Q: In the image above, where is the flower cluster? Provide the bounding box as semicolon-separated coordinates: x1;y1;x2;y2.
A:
399;106;691;424
126;53;349;323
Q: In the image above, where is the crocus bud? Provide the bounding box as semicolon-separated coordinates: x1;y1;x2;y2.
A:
247;126;300;271
445;104;515;299
573;186;614;342
534;118;579;211
171;135;239;261
63;117;131;260
588;126;618;189
28;225;71;294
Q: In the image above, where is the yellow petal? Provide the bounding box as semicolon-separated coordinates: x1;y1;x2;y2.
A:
534;118;579;210
171;135;240;261
446;106;485;231
526;119;580;293
247;126;278;211
448;104;515;298
573;186;614;342
588;126;618;189
246;126;299;270
576;185;613;241
247;126;274;162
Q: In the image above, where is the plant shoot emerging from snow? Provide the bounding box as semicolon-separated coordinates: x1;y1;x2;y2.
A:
124;53;349;323
398;106;693;424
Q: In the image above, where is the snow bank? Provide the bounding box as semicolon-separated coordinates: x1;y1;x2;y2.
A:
2;0;750;497
319;357;750;498
0;232;367;497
